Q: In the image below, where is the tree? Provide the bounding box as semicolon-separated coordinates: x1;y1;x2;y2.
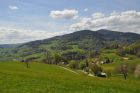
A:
117;48;126;56
105;57;111;63
69;60;78;69
135;64;140;79
43;50;53;64
137;51;140;57
25;62;30;68
89;50;100;58
21;59;30;68
54;53;62;65
79;60;87;70
117;64;128;80
89;63;102;76
117;41;140;57
61;49;86;61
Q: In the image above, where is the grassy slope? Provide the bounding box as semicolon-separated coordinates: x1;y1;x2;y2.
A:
100;49;140;71
0;62;140;93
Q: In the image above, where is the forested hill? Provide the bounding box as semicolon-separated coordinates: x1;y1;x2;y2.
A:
0;29;140;61
20;29;140;49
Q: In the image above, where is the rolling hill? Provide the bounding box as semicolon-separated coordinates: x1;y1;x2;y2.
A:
19;29;140;50
0;29;140;61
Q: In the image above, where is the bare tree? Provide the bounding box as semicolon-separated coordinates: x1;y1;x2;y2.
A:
21;59;30;68
119;64;128;80
25;61;30;68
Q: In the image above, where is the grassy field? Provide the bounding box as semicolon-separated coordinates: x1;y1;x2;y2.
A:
0;62;140;93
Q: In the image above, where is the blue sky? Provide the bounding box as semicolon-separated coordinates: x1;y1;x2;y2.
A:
0;0;140;44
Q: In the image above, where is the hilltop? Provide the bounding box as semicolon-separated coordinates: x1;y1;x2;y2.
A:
0;29;140;61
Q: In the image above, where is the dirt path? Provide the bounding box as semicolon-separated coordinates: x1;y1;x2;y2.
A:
59;66;79;75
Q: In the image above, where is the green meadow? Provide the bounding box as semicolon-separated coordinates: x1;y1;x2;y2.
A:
0;62;140;93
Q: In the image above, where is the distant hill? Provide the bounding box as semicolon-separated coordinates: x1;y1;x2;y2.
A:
0;29;140;61
97;29;140;43
0;44;20;48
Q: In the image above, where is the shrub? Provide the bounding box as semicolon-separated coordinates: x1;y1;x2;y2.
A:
84;67;89;73
135;64;140;79
105;69;112;77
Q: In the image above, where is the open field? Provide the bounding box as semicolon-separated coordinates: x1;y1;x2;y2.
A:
0;62;140;93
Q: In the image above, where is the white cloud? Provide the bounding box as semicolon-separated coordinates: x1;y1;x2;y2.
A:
9;5;19;10
84;8;88;12
49;9;78;19
111;10;119;16
70;10;140;33
1;10;139;44
92;13;105;19
0;27;67;44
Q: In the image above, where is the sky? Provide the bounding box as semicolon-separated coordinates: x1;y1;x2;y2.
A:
0;0;140;44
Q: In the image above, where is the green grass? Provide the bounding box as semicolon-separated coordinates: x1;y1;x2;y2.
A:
100;49;140;71
0;62;140;93
103;58;140;70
